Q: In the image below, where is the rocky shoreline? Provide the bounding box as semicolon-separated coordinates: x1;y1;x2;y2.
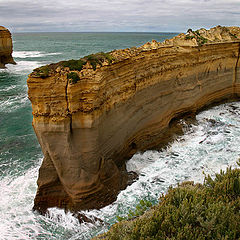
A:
27;26;240;213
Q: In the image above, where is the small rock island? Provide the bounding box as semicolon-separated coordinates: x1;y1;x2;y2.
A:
0;26;15;68
27;26;240;213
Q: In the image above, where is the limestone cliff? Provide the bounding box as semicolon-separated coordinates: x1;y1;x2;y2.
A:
27;26;240;213
0;26;15;68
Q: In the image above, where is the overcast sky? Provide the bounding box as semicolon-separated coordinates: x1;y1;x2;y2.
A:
0;0;239;32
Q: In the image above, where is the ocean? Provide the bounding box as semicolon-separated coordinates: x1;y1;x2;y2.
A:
0;32;240;240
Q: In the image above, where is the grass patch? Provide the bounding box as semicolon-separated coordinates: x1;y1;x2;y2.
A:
95;161;240;240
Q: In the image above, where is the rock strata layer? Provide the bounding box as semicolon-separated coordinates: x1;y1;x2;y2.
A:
0;26;15;68
27;26;240;213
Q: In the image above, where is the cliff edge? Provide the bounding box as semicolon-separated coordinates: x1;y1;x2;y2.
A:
27;26;240;213
0;26;15;68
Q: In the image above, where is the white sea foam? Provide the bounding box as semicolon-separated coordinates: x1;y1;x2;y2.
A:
0;94;29;113
0;159;99;240
1;51;60;75
4;61;42;74
0;85;17;92
0;102;240;240
0;163;39;240
13;51;61;59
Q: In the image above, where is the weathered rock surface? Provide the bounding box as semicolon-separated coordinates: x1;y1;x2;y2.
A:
0;26;15;68
27;26;240;213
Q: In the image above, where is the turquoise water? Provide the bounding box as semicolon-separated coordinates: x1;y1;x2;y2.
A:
0;32;240;240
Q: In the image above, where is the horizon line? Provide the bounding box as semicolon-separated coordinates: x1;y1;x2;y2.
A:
12;31;180;34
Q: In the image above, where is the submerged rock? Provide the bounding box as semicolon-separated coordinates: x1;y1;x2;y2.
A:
0;26;15;68
27;25;240;213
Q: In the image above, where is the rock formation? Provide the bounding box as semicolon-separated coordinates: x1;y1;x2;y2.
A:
0;26;15;68
27;26;240;213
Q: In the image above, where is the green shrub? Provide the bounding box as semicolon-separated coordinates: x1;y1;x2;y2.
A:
194;30;200;36
117;199;152;222
184;30;208;46
61;52;114;71
67;72;80;84
33;65;50;78
192;30;208;46
185;35;195;40
95;162;240;240
62;59;86;71
86;55;99;70
32;51;114;78
85;52;115;70
230;32;238;39
104;52;115;64
197;35;208;46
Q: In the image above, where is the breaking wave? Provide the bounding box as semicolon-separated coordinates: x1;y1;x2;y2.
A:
3;61;42;74
13;51;61;59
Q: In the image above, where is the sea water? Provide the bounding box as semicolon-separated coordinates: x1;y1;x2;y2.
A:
0;32;239;240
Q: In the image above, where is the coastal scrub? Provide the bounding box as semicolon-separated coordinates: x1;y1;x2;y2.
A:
32;51;115;79
185;29;208;46
95;161;240;240
33;65;50;78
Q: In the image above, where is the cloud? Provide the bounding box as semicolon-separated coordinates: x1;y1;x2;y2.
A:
0;0;239;32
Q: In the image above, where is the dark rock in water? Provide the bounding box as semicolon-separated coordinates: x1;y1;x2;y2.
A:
208;119;217;125
151;176;165;183
73;212;104;224
34;207;105;225
0;26;15;68
127;171;139;186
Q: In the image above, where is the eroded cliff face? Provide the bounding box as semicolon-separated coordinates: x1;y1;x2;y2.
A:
27;26;240;213
0;26;15;68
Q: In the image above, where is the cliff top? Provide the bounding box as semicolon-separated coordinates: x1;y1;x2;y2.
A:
0;26;8;31
31;25;240;80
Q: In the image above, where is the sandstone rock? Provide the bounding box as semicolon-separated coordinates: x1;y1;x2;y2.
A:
27;26;240;213
0;26;15;68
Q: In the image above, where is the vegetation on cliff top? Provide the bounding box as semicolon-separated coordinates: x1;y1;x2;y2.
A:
33;65;50;78
32;26;239;81
62;52;114;72
95;161;240;240
32;51;114;81
67;72;80;84
185;29;208;46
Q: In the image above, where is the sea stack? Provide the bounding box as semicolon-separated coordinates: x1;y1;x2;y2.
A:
0;26;15;68
27;26;240;213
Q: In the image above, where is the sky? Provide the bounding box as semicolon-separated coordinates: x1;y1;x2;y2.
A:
0;0;239;32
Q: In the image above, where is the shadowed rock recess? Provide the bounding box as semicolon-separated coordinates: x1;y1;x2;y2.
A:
0;26;15;68
27;26;240;213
